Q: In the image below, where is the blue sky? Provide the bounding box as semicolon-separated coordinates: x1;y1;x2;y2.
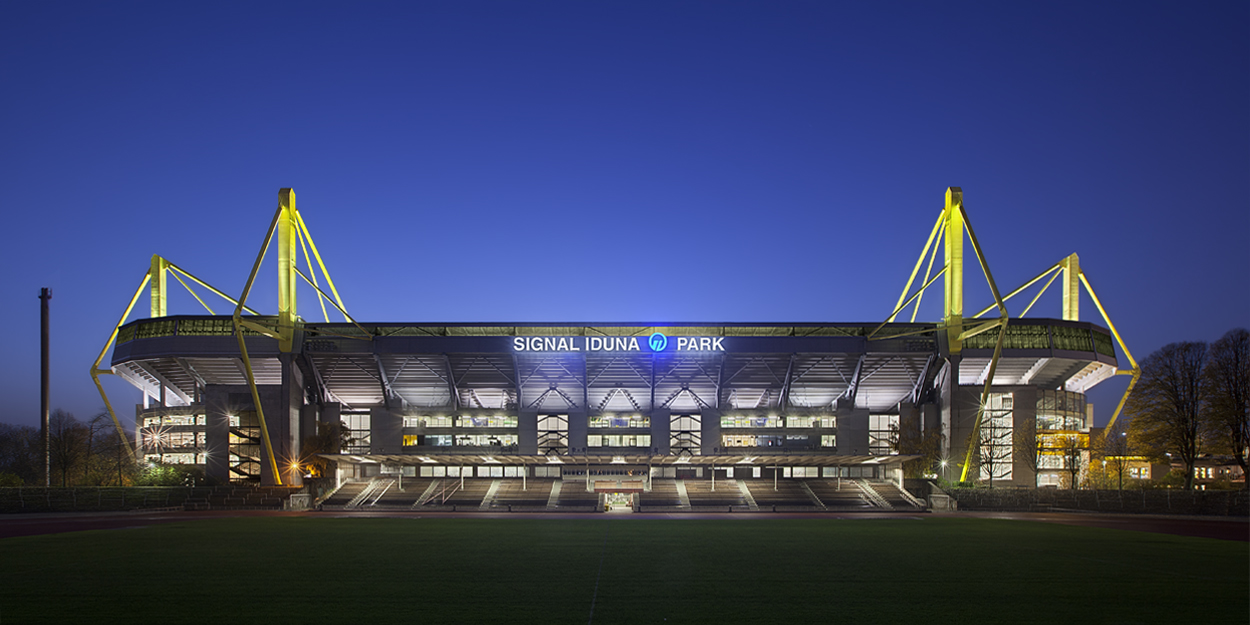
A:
1;1;1246;429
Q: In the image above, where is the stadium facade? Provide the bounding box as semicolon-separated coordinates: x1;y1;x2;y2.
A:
95;188;1135;508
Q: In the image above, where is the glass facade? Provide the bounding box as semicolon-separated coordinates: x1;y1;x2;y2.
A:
670;414;701;455
979;393;1013;481
1036;390;1086;431
342;412;371;454
868;414;899;455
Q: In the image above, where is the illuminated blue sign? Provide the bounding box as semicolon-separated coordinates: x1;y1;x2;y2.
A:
511;333;724;352
648;332;668;351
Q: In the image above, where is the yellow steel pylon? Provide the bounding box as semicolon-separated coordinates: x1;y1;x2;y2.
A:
93;188;368;484
91;257;260;465
870;187;1010;483
970;252;1141;430
232;188;370;485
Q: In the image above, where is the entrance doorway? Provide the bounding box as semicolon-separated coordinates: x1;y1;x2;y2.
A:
604;492;633;513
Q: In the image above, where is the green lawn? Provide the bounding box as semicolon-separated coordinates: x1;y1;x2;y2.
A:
0;516;1244;624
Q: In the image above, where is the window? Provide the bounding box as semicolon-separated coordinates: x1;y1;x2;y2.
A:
538;414;568;454
458;415;518;428
588;434;650;448
165;432;197;448
589;415;649;428
788;416;836;429
1036;390;1086;431
820;435;837;448
453;434;517;447
869;414;899;455
670;414;701;454
720;415;782;428
403;415;455;428
342;412;372;454
722;434;783;447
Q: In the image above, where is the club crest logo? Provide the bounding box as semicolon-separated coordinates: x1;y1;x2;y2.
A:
648;332;668;351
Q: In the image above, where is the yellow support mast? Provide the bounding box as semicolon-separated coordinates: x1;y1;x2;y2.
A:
871;187;1009;483
92;256;260;466
95;188;364;482
944;188;966;352
232;188;370;485
969;251;1141;431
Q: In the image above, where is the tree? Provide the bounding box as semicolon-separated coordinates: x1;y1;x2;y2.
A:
1204;328;1249;488
1125;341;1208;490
1013;416;1042;487
298;421;348;480
978;419;1012;486
48;410;89;487
0;422;40;484
895;409;943;478
1101;423;1131;491
1060;434;1083;489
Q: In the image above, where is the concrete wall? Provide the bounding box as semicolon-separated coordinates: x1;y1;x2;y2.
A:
836;405;869;456
650;408;671;455
700;408;720;455
370;405;402;455
567;409;588;454
517;410;538;455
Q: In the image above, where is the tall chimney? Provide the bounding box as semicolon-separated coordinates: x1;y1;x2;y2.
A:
39;288;51;487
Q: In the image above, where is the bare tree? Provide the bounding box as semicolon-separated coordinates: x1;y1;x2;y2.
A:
0;422;40;484
48;410;89;487
1204;328;1249;488
978;421;1012;486
1014;416;1041;487
1060;434;1083;489
1126;341;1208;490
1101;422;1132;491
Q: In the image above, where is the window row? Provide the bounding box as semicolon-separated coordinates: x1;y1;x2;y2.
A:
589;415;650;429
142;431;204;450
402;415;518;428
403;434;519;447
419;465;528;478
143;452;205;465
720;416;838;429
141;415;252;427
588;434;651;447
142;415;205;427
721;434;837;448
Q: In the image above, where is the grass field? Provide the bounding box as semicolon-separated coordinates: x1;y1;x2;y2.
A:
0;516;1244;624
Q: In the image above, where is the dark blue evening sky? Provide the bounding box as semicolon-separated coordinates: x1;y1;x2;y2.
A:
1;1;1246;428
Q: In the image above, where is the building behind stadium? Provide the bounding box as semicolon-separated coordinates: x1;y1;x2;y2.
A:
95;187;1136;509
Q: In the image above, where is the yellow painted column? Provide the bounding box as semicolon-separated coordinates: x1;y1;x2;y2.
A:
1061;253;1080;321
278;188;297;352
149;255;167;317
943;187;964;352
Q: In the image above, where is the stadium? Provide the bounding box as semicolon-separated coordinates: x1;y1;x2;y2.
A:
92;187;1135;511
